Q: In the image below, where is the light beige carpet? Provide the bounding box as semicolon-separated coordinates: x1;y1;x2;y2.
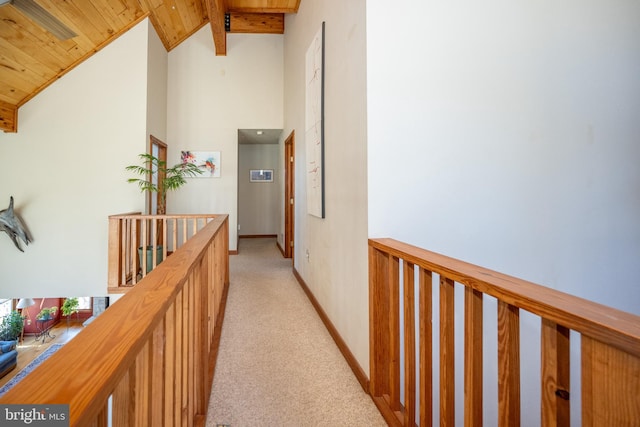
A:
206;238;386;427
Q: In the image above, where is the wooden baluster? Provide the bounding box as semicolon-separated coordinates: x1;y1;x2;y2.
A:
187;273;196;426
131;219;138;285
181;285;190;426
208;243;216;345
175;289;184;426
182;218;188;246
135;341;151;426
388;254;401;412
369;246;390;398
195;256;209;420
141;218;147;278
173;218;178;254
165;300;176;424
119;218;125;286
582;336;640;426
404;261;416;426
90;403;108;427
163;217;168;259
223;218;229;284
498;301;520;427
208;242;215;349
541;319;570;427
465;287;483;427
123;219;130;285
440;276;455;427
419;267;433;427
151;218;157;270
108;217;120;289
175;218;180;248
112;367;133;425
150;321;165;426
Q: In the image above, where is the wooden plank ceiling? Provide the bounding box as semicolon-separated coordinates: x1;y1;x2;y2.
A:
0;0;300;133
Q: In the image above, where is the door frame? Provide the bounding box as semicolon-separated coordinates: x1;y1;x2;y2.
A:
284;131;295;260
149;135;167;215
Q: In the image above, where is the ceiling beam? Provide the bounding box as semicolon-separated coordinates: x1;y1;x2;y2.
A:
206;0;227;56
228;13;284;34
0;101;18;133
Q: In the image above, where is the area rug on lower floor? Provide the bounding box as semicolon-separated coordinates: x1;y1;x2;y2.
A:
0;343;64;398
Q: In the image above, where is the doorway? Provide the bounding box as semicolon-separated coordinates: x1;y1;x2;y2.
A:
237;129;282;245
284;131;295;259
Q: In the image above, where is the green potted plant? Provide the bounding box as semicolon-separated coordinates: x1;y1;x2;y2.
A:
126;153;203;215
61;297;79;329
126;153;203;272
36;306;58;321
0;311;24;341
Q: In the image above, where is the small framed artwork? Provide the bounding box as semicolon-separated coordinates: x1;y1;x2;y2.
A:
250;169;273;182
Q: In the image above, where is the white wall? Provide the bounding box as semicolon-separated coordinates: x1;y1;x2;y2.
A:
284;0;369;372
166;28;284;251
238;144;279;235
146;23;169;144
368;0;640;424
0;20;152;299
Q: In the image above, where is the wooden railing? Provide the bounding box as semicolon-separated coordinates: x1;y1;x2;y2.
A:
108;213;219;291
369;238;640;427
0;215;230;427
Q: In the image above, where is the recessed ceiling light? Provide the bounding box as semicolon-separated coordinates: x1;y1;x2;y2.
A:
256;131;263;135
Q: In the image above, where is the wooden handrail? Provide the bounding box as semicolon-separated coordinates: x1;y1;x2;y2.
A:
0;215;230;427
369;237;640;426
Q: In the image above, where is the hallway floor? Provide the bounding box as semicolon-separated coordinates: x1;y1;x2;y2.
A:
206;238;385;426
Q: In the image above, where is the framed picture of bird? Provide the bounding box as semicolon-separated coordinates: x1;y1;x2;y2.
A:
180;151;220;178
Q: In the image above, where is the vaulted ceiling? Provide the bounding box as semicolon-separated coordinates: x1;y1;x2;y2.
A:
0;0;300;133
